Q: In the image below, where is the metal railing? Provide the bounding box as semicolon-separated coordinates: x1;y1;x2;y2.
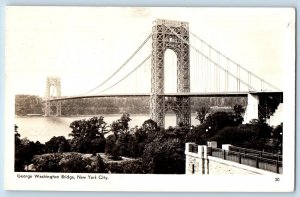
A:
229;146;282;162
210;147;282;174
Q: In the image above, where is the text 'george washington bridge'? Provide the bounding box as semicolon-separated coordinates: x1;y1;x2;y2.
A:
45;19;283;128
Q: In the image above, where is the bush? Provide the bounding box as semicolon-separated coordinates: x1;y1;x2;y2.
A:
105;135;118;157
93;155;107;173
185;125;207;145
45;136;70;153
211;121;276;150
32;152;108;173
69;116;107;153
106;159;151;174
15;139;45;172
32;153;63;172
116;133;139;158
15;125;45;171
211;126;257;148
203;111;241;136
143;136;185;174
59;153;91;173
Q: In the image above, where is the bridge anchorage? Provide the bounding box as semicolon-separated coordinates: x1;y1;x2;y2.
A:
44;77;61;116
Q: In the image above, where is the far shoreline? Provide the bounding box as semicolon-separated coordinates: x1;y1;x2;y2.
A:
15;112;198;118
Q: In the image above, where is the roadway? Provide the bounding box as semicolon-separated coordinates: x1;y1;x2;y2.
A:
46;91;283;101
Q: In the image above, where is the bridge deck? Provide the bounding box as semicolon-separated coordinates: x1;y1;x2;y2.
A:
46;91;283;101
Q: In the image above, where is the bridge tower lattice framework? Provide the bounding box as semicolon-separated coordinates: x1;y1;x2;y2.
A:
150;19;191;128
45;77;62;116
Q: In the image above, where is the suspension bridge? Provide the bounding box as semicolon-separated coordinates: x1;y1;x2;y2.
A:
44;19;283;128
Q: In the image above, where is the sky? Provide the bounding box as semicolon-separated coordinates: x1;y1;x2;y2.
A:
5;7;295;97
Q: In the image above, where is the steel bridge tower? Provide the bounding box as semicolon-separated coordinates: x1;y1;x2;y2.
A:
45;77;61;116
150;19;191;128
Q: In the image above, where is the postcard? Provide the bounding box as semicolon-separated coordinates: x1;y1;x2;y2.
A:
4;6;295;192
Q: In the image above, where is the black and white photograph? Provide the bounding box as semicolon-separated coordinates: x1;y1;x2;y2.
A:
4;6;295;191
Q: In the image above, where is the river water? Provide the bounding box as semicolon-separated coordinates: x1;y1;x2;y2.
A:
15;104;282;144
15;114;199;143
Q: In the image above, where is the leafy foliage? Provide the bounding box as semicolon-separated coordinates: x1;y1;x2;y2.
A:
195;105;210;124
32;152;108;173
59;153;92;173
202;111;242;138
69;116;108;153
15;125;45;171
15;104;282;173
271;123;283;152
32;153;63;172
233;104;245;123
110;113;131;136
45;136;70;153
211;126;258;148
105;114;142;159
142;132;185;174
185;125;207;145
15;125;21;146
106;159;151;174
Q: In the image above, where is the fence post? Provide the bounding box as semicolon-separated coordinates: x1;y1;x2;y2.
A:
256;157;259;168
207;147;212;156
276;160;279;174
223;150;226;160
203;146;209;175
238;152;242;164
198;146;205;174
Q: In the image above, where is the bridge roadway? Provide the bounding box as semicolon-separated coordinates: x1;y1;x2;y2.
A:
46;91;283;101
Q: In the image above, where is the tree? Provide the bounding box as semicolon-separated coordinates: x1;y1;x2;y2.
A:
185;125;207;145
234;119;274;150
105;134;118;157
141;119;159;132
69;116;108;153
110;113;132;136
15;124;21;147
116;133;139;158
202;111;241;138
15;125;45;171
45;136;70;153
195;105;210;124
142;135;185;174
212;126;257;148
271;123;283;152
105;114;136;159
105;114;144;159
15;138;40;171
59;153;90;173
233;104;245;123
248;119;272;139
15;124;23;171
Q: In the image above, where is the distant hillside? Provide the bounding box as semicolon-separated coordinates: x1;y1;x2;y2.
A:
61;97;149;115
15;95;44;116
15;95;247;116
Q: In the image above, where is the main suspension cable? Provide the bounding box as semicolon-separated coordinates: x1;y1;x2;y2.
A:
78;33;152;96
165;25;256;91
97;54;151;94
189;30;280;91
